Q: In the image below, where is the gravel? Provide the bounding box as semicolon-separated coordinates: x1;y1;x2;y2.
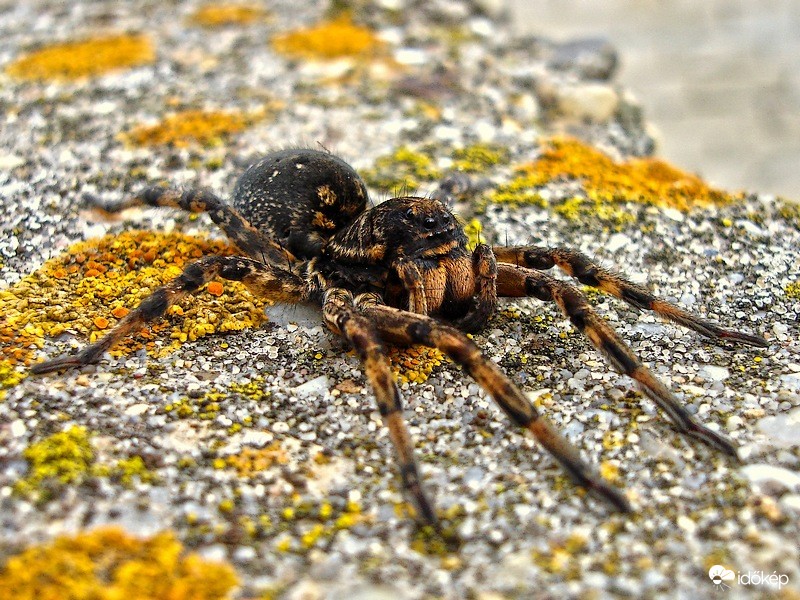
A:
1;0;799;598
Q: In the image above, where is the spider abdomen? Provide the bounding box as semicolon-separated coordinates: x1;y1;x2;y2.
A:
232;149;368;259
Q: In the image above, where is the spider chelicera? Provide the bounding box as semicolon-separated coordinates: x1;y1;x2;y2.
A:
31;148;767;526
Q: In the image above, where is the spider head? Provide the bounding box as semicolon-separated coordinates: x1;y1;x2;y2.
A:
325;196;467;264
379;196;466;257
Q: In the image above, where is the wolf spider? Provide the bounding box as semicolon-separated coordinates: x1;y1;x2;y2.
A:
32;148;767;525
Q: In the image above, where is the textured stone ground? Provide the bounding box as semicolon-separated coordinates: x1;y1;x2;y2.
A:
1;1;799;598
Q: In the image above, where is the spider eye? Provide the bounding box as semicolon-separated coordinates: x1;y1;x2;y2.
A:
423;216;437;229
405;208;415;219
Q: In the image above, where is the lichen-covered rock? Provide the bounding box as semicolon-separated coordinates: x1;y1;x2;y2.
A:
0;1;796;598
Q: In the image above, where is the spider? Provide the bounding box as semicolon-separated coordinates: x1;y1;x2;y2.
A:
31;148;767;526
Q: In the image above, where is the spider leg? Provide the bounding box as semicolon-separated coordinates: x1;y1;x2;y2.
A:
356;299;632;514
493;245;767;347
496;263;739;457
89;186;293;266
395;258;429;315
31;256;305;374
322;289;438;525
453;243;498;333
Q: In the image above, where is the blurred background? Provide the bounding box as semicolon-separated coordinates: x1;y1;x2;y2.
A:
507;0;800;200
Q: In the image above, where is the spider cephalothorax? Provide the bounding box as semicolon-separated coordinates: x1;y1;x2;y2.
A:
32;148;767;527
317;197;483;327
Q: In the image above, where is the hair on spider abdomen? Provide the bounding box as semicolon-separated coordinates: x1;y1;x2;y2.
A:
232;149;369;259
33;147;768;530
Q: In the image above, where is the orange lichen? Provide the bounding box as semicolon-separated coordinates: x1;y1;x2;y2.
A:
122;108;266;148
0;527;238;599
271;15;385;61
5;34;155;81
510;137;741;212
0;230;268;367
223;442;289;477
111;307;130;319
207;281;224;296
388;345;445;384
189;4;266;27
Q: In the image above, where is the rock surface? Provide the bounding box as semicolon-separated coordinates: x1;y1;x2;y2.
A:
1;1;798;598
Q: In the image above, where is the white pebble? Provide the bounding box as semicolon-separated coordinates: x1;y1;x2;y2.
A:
740;464;800;494
124;403;149;416
606;233;630;253
555;82;619;122
698;365;729;381
294;375;329;398
241;430;274;447
756;408;800;448
11;419;26;437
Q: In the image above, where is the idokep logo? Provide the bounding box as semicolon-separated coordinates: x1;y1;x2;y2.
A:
709;565;735;590
708;564;790;592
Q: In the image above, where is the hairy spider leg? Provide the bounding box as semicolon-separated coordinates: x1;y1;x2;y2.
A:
31;256;304;374
322;289;438;525
496;263;738;457
453;243;498;333
357;301;632;514
493;246;768;348
89;186;294;267
395;258;429;315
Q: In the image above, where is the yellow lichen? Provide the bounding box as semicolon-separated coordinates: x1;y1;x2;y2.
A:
271;15;384;61
777;199;800;230
509;137;742;212
122;107;273;148
703;548;735;573
14;426;95;496
0;359;25;400
531;533;588;578
601;430;624;451
488;172;549;207
1;230;267;368
6;34;155;81
273;497;366;554
13;426;156;499
553;194;635;228
599;460;621;483
362;146;441;193
228;378;271;402
388;345;445;384
451;143;510;173
410;524;461;556
112;455;156;486
786;281;800;299
0;527;238;599
300;523;326;549
462;218;484;251
189;4;266;27
165;391;227;420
